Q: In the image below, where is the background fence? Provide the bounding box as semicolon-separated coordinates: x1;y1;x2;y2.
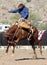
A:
0;30;47;46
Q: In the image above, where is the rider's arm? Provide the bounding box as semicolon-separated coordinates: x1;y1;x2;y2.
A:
8;9;19;13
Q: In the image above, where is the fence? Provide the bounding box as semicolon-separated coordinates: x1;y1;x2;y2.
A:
0;32;47;50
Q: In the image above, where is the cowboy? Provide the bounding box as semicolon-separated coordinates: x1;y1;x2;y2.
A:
8;3;29;21
8;3;30;28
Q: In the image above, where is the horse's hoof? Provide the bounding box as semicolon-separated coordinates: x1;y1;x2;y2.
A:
5;53;8;55
12;54;14;56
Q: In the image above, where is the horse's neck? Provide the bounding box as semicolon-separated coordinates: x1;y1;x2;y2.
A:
6;25;18;35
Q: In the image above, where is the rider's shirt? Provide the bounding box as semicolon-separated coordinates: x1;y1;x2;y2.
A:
8;6;29;19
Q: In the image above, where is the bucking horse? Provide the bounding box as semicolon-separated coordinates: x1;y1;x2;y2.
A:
4;22;42;58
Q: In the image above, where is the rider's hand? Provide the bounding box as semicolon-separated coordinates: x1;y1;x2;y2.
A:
21;17;24;20
8;10;12;13
18;18;25;22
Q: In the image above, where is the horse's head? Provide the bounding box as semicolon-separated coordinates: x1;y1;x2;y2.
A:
4;33;12;40
4;24;18;41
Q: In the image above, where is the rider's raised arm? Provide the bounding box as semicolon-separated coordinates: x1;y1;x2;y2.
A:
8;9;19;13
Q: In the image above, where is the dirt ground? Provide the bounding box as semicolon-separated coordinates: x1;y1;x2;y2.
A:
0;48;47;65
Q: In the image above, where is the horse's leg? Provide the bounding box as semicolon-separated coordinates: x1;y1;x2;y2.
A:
39;45;42;55
11;44;15;56
38;41;42;55
12;38;20;53
30;36;37;58
32;45;37;59
6;44;9;53
36;40;42;55
12;44;15;54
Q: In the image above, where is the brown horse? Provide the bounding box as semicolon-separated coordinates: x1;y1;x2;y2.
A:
4;24;18;38
4;23;42;58
13;25;41;58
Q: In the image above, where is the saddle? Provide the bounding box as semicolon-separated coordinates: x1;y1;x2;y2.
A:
18;22;30;29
